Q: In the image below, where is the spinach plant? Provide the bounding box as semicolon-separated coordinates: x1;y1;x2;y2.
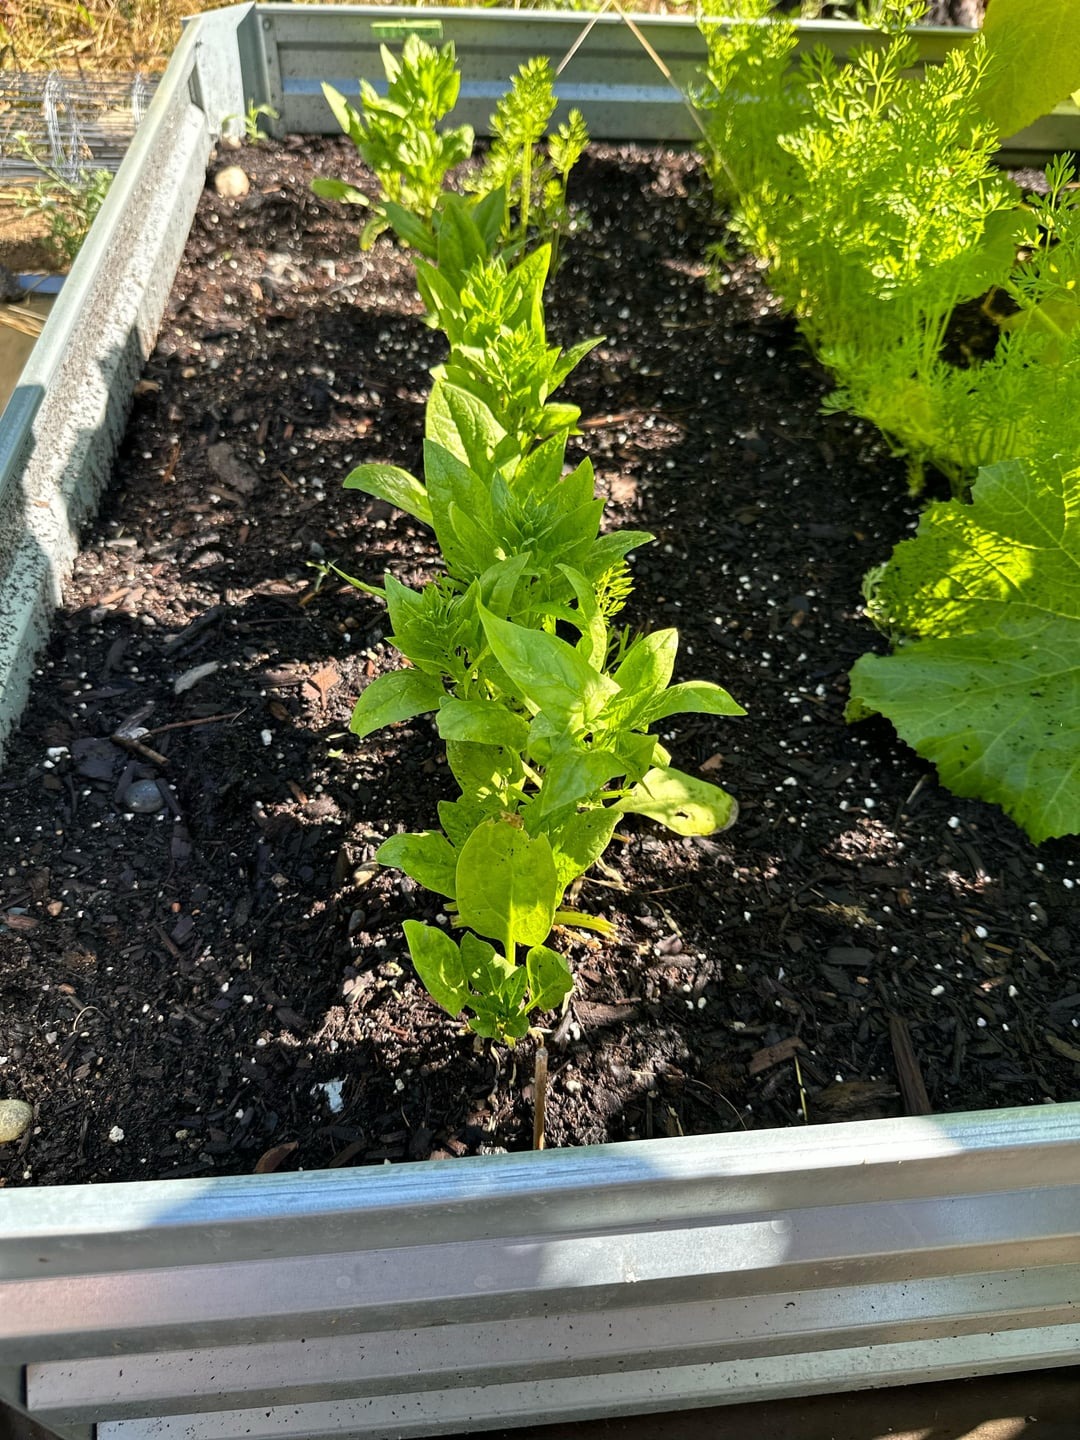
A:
318;45;742;1040
420;241;602;446
379;200;599;447
315;40;588;271
345;374;742;1043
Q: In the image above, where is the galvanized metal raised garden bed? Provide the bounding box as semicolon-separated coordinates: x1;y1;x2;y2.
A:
1;8;1079;1438
4;1104;1080;1439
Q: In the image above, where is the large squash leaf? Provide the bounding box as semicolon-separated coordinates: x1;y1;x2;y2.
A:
979;0;1080;142
847;456;1080;843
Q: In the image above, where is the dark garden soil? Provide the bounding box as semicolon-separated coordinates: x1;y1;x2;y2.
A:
0;135;1077;1189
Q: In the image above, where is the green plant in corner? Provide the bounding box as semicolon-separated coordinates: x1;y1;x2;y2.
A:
848;453;1080;844
692;0;1080;839
13;137;112;267
221;99;280;144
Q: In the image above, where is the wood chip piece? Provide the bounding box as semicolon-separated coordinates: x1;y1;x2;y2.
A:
1044;1031;1080;1065
174;661;220;695
888;1013;932;1115
748;1035;805;1077
163;605;225;653
576;1000;639;1026
2;913;38;933
813;1079;898;1117
253;1141;298;1174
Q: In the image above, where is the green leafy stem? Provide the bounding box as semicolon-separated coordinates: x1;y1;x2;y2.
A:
318;38;743;1042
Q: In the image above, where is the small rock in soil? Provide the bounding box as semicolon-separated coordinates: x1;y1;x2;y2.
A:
123;779;166;814
0;1099;33;1143
214;166;250;198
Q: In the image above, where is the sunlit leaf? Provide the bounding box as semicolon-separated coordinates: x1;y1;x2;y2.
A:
848;455;1080;842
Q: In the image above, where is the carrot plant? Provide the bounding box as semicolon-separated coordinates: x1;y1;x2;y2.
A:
693;0;1080;840
319;42;743;1042
467;55;590;268
314;35;475;245
696;0;1019;490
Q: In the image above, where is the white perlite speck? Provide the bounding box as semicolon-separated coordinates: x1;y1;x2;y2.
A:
313;1079;345;1113
108;1125;125;1143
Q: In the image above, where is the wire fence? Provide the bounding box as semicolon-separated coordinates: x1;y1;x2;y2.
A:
0;69;154;186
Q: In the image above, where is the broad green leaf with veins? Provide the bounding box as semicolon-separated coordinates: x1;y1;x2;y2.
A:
525;945;573;1015
848;456;1080;843
456;816;559;955
979;0;1080;143
426;377;506;471
479;605;618;726
350;668;446;739
403;921;469;1018
546;807;619;896
378;830;458;897
646;680;745;724
619;765;739;837
437;697;531;750
344;462;431;526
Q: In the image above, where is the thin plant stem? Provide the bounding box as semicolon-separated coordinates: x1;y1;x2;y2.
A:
607;0;709;142
793;1053;810;1124
554;0;614;79
533;1043;549;1150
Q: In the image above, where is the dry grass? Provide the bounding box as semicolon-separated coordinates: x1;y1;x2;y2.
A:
0;0;215;72
0;0;654;74
0;192;54;272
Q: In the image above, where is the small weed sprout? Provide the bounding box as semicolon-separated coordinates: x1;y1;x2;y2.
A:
12;138;112;267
